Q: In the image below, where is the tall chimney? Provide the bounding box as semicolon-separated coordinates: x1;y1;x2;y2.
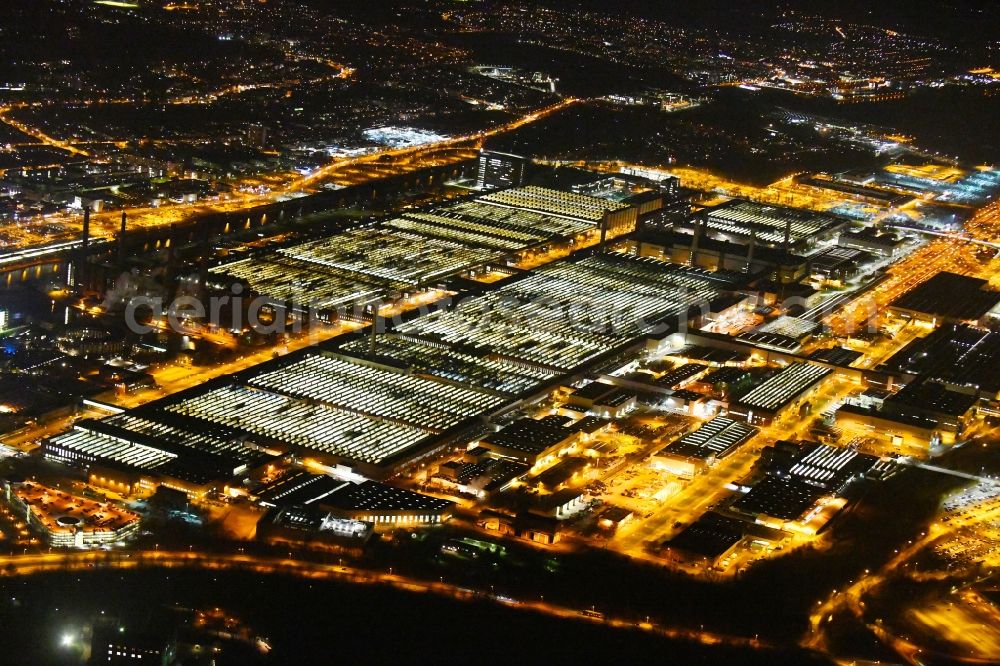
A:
163;224;179;305
77;207;91;290
599;210;610;253
689;216;702;266
783;218;792;251
746;228;756;274
81;207;91;252
369;314;379;357
197;224;209;294
117;210;127;268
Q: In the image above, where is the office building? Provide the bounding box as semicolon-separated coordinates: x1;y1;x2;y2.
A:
476;150;528;190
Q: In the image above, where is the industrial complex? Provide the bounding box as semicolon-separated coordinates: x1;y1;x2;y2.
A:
24;153;1000;564
3;1;1000;663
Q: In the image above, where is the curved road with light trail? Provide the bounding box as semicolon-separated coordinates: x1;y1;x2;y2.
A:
0;547;774;654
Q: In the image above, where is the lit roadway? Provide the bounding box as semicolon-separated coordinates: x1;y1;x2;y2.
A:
0;98;582;254
612;444;760;555
0;547;773;654
0;107;90;157
89;289;451;411
890;224;1000;250
293;97;580;192
823;236;987;336
804;490;1000;664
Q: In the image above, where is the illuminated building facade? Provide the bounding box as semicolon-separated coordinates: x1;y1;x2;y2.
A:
476;150;528;190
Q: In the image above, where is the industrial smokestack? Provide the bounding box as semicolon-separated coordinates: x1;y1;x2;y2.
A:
599;209;610;253
168;224;177;263
689;216;703;266
76;207;91;290
369;314;379;357
783;218;792;251
117;210;127;268
81;207;90;252
746;229;756;274
163;224;180;306
197;224;209;294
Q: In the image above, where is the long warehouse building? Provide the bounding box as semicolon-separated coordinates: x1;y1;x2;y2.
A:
206;185;636;321
47;250;737;487
727;363;833;426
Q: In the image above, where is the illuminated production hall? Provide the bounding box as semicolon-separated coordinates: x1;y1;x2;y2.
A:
43;245;743;492
205;185;640;321
255;469;455;531
653;416;759;478
44;348;509;487
678;199;848;251
726;363;833;426
390;252;736;373
731;441;878;534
